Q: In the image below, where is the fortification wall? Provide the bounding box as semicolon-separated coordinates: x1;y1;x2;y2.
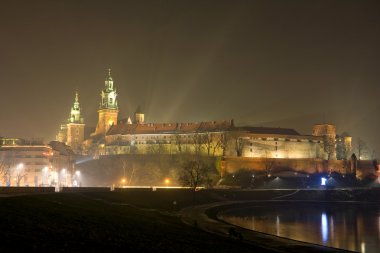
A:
223;157;377;177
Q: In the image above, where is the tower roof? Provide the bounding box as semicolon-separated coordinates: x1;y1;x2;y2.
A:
68;91;84;124
100;68;118;110
105;68;113;81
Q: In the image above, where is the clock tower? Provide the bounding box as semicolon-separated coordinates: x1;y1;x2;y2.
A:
95;69;119;135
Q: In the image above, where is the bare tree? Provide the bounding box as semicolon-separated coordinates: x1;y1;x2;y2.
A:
0;161;11;186
178;157;216;191
191;133;205;156
234;137;244;157
15;170;27;187
174;134;182;153
203;132;214;156
219;132;231;156
120;157;136;185
263;150;275;176
212;134;222;156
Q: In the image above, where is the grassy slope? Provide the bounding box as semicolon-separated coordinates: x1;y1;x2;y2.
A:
0;192;267;253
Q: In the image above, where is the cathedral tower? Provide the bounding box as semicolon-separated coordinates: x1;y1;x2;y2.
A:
95;69;119;135
66;91;85;152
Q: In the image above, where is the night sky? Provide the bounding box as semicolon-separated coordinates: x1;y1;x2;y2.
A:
0;0;379;157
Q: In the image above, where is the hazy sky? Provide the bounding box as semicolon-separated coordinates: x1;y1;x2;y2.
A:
0;0;379;157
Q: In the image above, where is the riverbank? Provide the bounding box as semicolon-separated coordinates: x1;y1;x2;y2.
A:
181;201;358;253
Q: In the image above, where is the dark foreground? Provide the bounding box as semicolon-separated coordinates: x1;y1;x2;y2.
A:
0;188;378;252
0;191;273;253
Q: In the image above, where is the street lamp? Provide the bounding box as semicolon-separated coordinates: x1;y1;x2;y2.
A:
164;178;170;187
121;178;126;187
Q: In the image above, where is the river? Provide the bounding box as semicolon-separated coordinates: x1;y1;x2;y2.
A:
218;203;380;253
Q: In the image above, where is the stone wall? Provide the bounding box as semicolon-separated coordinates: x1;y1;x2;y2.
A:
222;156;377;177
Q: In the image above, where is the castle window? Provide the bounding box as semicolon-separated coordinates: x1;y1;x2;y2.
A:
110;98;113;104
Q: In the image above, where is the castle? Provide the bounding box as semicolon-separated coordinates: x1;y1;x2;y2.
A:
56;70;353;174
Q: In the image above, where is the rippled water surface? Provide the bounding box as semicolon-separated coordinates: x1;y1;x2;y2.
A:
219;203;380;253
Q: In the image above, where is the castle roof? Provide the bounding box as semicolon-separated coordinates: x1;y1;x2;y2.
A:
107;120;234;135
236;126;300;136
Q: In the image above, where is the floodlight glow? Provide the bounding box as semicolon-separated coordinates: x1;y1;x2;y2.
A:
321;177;327;186
75;170;81;176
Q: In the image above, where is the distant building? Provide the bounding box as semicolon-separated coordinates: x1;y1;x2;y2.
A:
0;139;75;187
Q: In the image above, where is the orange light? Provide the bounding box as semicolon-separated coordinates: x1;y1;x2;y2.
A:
165;178;170;184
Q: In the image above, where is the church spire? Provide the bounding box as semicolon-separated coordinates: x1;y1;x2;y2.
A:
68;91;84;124
100;68;118;109
105;68;113;89
95;69;119;136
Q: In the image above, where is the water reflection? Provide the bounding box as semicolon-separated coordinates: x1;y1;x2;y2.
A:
321;212;328;243
219;204;380;253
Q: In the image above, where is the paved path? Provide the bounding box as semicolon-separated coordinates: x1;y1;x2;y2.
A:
180;201;356;253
